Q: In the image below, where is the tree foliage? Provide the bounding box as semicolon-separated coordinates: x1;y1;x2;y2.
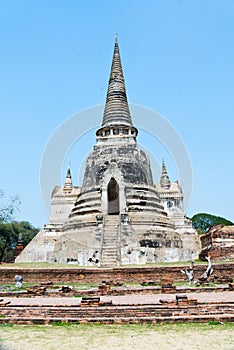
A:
0;190;20;223
0;223;16;262
11;221;39;245
0;191;39;262
190;213;234;235
0;221;39;262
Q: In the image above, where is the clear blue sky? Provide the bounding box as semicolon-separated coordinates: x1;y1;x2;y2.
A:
0;0;233;228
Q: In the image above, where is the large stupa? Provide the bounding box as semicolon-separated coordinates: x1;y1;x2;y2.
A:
17;37;198;266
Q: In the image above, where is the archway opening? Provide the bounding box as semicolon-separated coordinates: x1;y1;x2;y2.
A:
107;178;119;215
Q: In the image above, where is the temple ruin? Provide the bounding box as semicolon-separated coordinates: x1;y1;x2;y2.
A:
16;37;198;266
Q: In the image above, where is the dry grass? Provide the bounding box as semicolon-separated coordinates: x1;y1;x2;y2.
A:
0;323;234;350
0;262;92;269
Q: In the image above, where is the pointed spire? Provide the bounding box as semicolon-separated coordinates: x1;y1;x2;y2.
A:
63;163;73;193
160;159;171;188
162;159;167;175
102;35;132;127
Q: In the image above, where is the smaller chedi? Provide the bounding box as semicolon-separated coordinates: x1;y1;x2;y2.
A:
16;37;198;267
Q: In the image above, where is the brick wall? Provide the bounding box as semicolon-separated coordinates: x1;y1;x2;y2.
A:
0;263;233;283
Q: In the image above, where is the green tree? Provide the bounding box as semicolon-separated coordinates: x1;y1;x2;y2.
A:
0;191;39;262
0;223;17;262
0;221;39;262
11;221;39;246
190;213;234;235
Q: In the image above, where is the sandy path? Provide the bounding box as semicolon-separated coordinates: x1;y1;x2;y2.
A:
3;291;234;306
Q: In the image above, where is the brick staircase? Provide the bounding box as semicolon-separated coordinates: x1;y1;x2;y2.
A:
100;215;120;267
1;301;234;325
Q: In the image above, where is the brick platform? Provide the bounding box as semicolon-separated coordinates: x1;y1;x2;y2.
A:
0;291;233;325
0;295;234;324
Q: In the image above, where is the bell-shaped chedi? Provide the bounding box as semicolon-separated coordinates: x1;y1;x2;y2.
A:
16;37;198;267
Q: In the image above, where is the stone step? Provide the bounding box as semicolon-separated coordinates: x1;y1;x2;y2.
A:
101;256;118;263
102;249;117;252
103;242;118;246
102;247;117;250
102;232;118;236
103;238;118;242
104;236;118;239
101;262;117;266
104;221;119;224
101;250;117;255
104;223;118;226
100;257;118;262
101;252;117;256
102;246;117;250
101;260;117;264
101;255;118;261
104;219;119;223
103;235;118;238
100;255;118;259
102;253;117;259
103;228;118;231
104;217;119;220
100;214;120;267
103;229;118;231
103;243;118;247
102;249;117;253
103;239;118;242
102;247;118;250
